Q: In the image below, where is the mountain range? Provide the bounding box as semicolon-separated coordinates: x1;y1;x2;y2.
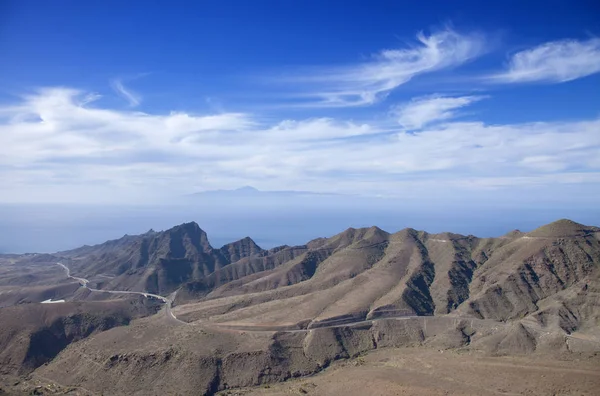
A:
1;218;599;395
53;219;600;327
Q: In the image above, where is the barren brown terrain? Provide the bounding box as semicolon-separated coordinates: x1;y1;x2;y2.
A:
0;218;599;395
227;347;600;396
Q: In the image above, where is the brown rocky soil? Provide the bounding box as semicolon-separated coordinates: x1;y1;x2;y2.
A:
226;347;600;396
1;219;599;395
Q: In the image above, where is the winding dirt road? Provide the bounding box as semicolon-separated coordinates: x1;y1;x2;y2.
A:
55;262;184;324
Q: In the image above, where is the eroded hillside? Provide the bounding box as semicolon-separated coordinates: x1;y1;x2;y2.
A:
1;219;599;395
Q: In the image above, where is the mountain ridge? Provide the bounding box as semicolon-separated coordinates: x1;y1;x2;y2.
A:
2;218;599;395
52;218;600;328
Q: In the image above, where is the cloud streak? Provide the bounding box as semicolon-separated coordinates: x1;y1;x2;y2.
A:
490;37;600;83
1;87;599;203
281;27;486;107
111;79;142;107
393;94;486;130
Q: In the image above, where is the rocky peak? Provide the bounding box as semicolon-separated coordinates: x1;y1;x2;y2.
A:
220;237;264;263
527;219;597;238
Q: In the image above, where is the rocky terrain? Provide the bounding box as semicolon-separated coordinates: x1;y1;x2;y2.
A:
0;299;159;376
227;347;600;396
0;218;599;395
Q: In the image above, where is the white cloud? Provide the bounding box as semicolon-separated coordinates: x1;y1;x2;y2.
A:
263;118;378;141
393;95;486;130
1;87;599;203
283;27;486;107
491;37;600;83
110;79;142;107
519;155;567;172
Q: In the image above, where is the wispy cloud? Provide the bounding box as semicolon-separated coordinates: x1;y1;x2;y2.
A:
110;78;142;107
392;94;486;130
1;87;600;203
281;27;486;107
490;37;600;83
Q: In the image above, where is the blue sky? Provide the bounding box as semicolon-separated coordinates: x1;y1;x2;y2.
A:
1;0;600;205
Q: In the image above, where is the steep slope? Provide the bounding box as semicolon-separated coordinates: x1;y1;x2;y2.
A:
219;237;264;263
58;222;269;295
171;220;600;336
175;244;309;302
0;298;159;375
206;226;390;300
172;227;455;325
459;220;600;321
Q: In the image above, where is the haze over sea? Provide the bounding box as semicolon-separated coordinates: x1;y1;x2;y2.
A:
1;188;597;253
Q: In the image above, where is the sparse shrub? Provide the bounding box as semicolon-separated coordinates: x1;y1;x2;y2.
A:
353;356;366;366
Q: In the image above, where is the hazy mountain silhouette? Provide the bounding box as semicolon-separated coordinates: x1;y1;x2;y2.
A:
187;186;345;199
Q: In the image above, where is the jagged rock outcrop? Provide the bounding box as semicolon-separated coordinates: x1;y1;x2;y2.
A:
58;222;269;295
